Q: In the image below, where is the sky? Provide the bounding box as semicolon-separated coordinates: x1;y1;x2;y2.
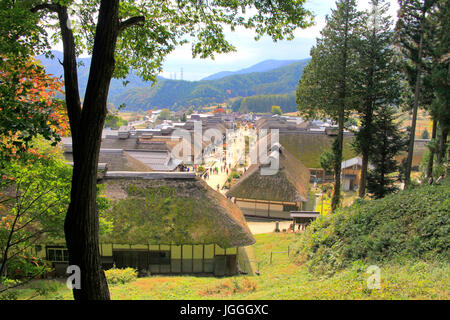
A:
160;0;400;81
52;0;400;81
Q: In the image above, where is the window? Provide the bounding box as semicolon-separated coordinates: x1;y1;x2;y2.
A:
47;247;69;262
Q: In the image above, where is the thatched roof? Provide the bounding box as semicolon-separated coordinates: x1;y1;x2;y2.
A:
226;144;310;203
64;149;153;172
279;132;357;168
100;173;255;248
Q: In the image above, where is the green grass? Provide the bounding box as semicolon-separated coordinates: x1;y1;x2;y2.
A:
6;233;449;300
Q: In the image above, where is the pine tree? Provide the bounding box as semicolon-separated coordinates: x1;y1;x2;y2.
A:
367;106;408;198
353;0;402;198
297;0;361;211
428;0;450;169
395;0;437;187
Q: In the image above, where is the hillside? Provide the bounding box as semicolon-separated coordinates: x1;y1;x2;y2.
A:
36;51;310;111
111;59;310;111
201;59;300;81
12;232;449;300
35;51;158;102
293;178;450;274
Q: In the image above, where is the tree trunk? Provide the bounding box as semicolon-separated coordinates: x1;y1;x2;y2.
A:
63;0;120;300
426;119;437;179
404;12;425;188
437;127;448;165
359;151;369;198
331;111;344;211
331;6;350;212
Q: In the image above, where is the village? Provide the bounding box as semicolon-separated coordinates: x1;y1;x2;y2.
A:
34;106;425;278
0;0;448;303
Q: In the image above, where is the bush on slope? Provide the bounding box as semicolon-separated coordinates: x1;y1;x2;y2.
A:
294;178;450;274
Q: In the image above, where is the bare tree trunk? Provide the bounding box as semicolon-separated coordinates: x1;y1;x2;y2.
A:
437;127;448;165
359;152;369;198
332;111;344;211
404;13;425;188
426;119;437;179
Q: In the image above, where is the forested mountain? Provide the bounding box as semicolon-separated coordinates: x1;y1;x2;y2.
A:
112;59;310;111
231;93;297;113
36;51;158;102
37;51;310;111
201;59;300;80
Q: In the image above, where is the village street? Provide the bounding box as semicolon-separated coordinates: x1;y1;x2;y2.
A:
202;127;249;194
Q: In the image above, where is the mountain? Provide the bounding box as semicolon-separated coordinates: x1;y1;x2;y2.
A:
35;51;160;103
111;58;311;111
201;59;300;81
36;51;311;112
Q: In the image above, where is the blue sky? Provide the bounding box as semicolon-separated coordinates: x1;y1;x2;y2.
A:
52;0;399;81
161;0;400;81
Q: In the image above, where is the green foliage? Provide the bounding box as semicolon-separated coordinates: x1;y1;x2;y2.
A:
31;280;63;298
157;108;171;120
0;289;18;300
105;267;138;286
5;253;51;280
320;149;335;175
293;178;450;274
104;113;128;130
271;105;282;115
421;129;430;139
366;106;408;198
296;0;362;210
230;171;242;179
0;56;66;161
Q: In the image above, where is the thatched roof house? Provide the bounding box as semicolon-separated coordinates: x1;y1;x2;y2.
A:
39;172;255;276
226;146;310;204
100;172;255;248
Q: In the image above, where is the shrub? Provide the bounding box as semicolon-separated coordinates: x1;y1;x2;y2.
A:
293;177;450;274
0;290;18;300
105;267;138;285
32;280;64;298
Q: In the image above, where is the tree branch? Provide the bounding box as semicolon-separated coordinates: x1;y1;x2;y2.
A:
30;3;60;14
119;16;145;32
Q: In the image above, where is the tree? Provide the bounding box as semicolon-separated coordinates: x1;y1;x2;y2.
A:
352;0;401;198
366;106;408;198
427;0;450;169
395;0;437;187
297;0;361;211
271;105;282;115
158;108;171;121
104;113;128;130
0;56;68;162
421;129;430;139
0;142;71;289
6;0;313;300
320;139;339;176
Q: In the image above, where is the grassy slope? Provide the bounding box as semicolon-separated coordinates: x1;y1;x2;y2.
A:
13;232;449;300
9;178;449;300
293;178;450;276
